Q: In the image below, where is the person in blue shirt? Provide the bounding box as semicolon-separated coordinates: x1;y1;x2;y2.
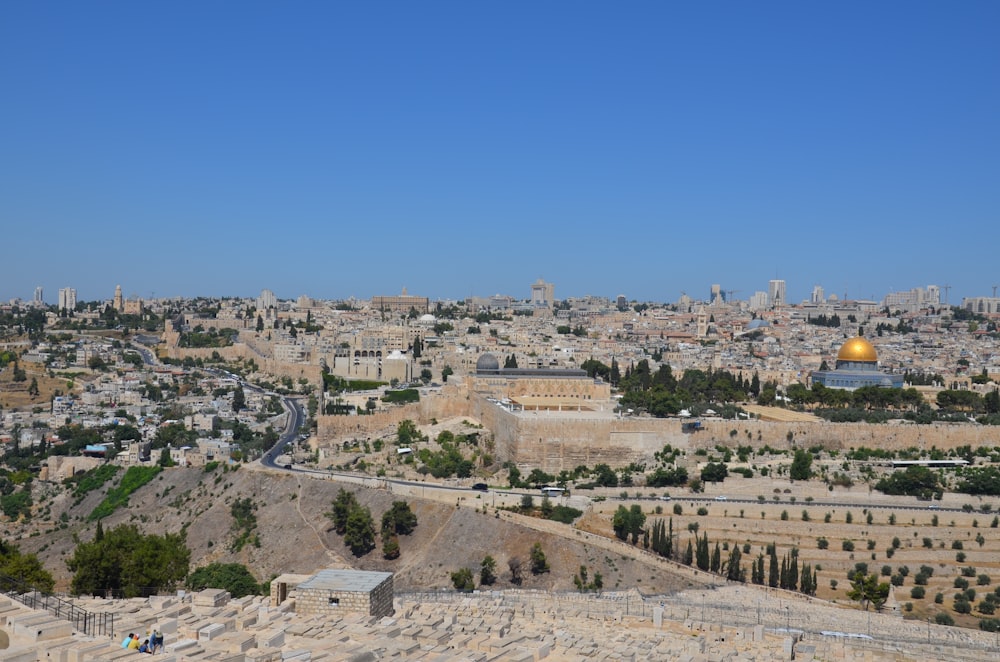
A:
121;633;135;648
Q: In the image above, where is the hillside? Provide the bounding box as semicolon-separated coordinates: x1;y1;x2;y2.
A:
13;463;706;596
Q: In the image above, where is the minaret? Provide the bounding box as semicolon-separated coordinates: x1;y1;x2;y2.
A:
113;284;123;312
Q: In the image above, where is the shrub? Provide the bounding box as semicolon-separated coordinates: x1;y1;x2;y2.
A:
910;586;926;599
842;540;855;552
952;540;964;550
954;577;969;589
962;566;977;577
817;537;829;550
934;592;944;604
935;612;953;625
979;574;992;586
922;537;933;548
980;618;1000;632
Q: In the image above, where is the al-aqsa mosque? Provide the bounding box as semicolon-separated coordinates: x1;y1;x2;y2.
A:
810;336;904;390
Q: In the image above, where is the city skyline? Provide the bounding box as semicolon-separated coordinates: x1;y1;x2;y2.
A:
2;2;998;303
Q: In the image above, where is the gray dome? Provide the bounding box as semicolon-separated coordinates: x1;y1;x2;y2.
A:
476;353;500;372
746;319;770;330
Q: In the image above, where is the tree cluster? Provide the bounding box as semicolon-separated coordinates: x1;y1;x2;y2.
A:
327;489;417;559
67;522;190;598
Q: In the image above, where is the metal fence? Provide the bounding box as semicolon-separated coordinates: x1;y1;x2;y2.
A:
0;574;114;637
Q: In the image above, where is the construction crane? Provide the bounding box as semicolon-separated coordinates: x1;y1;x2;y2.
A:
725;289;741;303
942;284;952;306
993;285;998;298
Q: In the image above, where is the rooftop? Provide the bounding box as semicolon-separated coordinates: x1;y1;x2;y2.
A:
297;569;393;593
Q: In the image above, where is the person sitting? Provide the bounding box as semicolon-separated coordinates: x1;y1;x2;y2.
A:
138;638;152;653
127;634;140;650
121;633;134;648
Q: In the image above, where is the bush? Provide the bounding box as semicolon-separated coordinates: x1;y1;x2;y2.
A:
935;612;954;626
955;577;970;589
954;599;972;614
979;574;993;586
450;567;474;591
817;537;829;550
910;586;926;599
934;592;944;604
187;563;261;598
980;618;1000;632
842;540;855;552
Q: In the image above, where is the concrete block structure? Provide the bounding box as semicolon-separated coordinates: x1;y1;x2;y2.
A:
279;569;394;618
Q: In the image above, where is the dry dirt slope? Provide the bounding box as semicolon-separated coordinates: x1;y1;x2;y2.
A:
21;465;706;596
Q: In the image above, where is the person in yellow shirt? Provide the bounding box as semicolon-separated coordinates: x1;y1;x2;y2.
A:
127;635;140;650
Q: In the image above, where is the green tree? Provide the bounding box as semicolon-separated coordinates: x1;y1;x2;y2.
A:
480;555;497;586
789;449;813;481
847;572;891;611
530;542;550;574
328;489;359;534
232;386;246;413
344;506;376;557
0;539;55;593
381;501;418;536
158;447;175;468
186;563;261;598
451;567;475;591
700;462;728;483
67;524;189;597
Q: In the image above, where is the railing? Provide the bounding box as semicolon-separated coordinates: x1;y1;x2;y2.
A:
0;574;114;637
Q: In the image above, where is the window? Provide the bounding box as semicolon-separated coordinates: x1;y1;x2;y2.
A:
328;597;340;606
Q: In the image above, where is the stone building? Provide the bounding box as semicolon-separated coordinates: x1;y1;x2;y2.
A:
271;570;394;618
810;336;904;390
471;353;610;410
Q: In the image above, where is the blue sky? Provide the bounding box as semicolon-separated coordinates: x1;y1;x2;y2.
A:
2;2;997;305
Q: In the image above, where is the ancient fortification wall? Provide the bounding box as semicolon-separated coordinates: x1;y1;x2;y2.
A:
319;388;999;471
317;384;472;442
692;419;1000;452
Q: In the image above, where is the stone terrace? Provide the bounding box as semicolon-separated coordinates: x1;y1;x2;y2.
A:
2;586;1000;661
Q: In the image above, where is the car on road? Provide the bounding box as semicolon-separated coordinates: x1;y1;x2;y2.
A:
714;495;728;501
471;483;489;492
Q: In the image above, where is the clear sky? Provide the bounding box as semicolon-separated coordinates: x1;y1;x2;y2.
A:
2;2;997;305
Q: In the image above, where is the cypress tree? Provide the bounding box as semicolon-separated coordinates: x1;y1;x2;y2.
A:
768;548;779;588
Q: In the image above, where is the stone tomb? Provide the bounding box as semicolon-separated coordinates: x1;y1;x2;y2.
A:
285;569;394;619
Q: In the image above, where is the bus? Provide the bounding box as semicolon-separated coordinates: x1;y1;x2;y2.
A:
540;486;566;497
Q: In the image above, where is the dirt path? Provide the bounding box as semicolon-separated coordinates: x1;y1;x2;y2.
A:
294;474;348;566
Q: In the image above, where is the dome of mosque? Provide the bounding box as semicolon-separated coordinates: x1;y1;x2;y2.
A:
476;353;500;372
836;337;878;363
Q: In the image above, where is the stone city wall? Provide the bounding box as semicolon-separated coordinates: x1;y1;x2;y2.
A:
321;388;999;471
691;419;1000;452
160;335;322;384
317;385;472;442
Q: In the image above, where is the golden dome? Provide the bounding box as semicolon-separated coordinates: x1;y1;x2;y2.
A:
837;337;878;363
